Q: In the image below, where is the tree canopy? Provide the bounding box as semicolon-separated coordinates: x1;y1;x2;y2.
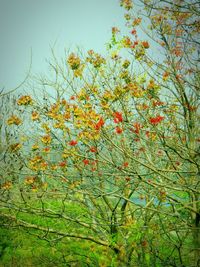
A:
1;0;200;266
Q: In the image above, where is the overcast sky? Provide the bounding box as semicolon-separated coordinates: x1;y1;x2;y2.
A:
0;0;126;91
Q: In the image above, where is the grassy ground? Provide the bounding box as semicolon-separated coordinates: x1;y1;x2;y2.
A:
0;189;195;267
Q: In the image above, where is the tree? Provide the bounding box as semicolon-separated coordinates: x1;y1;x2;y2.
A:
1;0;199;266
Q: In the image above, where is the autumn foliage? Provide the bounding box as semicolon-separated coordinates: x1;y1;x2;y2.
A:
1;0;200;266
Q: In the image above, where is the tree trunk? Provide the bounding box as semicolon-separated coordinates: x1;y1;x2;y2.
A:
193;212;200;267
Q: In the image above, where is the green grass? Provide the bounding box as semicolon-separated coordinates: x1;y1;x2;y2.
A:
0;188;196;267
0;193;109;267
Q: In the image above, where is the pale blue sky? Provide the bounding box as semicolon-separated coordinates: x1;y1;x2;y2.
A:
0;0;126;90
